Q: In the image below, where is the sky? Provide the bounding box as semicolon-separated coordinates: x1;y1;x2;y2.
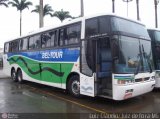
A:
0;0;159;48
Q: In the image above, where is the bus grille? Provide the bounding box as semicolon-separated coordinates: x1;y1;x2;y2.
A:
135;77;150;82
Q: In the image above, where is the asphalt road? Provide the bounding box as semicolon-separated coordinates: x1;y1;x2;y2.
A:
0;71;160;119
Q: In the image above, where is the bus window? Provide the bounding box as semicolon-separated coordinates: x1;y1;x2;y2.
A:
50;31;57;46
59;29;66;46
19;38;28;51
99;17;110;34
29;35;41;50
42;32;51;48
10;40;19;52
67;24;81;45
4;43;9;53
85;18;98;38
42;31;57;48
155;31;160;42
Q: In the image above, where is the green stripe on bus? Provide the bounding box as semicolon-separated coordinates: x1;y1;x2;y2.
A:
8;56;74;84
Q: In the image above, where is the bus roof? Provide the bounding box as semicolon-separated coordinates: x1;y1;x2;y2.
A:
5;13;145;43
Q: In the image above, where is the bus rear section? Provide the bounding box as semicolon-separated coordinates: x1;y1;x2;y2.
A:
148;29;160;88
80;15;155;100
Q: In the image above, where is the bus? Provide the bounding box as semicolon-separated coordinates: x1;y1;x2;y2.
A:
3;14;155;100
148;28;160;88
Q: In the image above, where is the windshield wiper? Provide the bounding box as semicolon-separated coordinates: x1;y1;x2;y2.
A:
135;44;143;75
142;45;152;73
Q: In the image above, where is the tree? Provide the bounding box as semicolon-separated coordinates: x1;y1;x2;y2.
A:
136;0;140;20
8;0;32;36
0;0;8;7
112;0;115;13
31;4;53;17
154;0;159;28
39;0;43;28
52;9;72;22
32;4;53;28
80;0;84;17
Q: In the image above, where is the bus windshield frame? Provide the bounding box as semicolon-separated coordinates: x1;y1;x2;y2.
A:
110;17;152;74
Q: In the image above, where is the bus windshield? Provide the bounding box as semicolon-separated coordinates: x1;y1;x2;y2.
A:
113;36;152;74
152;30;160;69
155;31;160;42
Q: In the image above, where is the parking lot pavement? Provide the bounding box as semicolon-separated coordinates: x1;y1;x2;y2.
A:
0;69;9;79
0;69;160;119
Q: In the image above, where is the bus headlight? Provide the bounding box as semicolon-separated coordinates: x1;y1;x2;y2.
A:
117;80;133;84
151;76;155;80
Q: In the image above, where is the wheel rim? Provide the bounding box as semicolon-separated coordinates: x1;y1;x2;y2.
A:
71;80;80;95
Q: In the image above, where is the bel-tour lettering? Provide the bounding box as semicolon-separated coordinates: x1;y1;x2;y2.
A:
42;51;63;59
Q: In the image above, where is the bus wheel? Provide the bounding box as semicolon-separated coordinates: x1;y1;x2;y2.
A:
11;69;17;82
17;69;23;83
68;75;80;97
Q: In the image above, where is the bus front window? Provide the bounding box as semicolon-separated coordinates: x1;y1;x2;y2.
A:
113;36;151;74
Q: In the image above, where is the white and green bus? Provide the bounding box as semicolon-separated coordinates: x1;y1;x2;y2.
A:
148;28;160;88
3;14;155;100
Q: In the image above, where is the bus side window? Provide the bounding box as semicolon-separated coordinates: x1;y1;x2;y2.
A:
34;35;41;49
67;24;81;45
29;37;34;50
41;30;57;48
29;35;41;50
10;40;19;52
59;29;65;46
19;38;28;51
85;18;98;38
50;31;57;47
4;43;9;53
41;32;51;48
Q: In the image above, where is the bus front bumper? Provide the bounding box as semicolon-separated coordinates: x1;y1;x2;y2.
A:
113;80;155;101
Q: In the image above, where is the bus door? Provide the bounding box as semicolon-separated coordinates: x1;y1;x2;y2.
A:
95;37;113;96
80;37;112;97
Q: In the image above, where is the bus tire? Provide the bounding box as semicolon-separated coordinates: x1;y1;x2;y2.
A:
68;75;81;97
17;69;23;83
11;69;17;82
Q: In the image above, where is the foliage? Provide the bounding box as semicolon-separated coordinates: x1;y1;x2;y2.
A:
8;0;32;36
31;4;53;17
52;9;72;22
8;0;32;12
0;0;9;7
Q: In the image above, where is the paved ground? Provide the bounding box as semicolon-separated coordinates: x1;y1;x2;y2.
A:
0;69;9;79
0;69;160;119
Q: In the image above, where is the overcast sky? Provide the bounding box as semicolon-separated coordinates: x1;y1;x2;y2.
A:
0;0;159;48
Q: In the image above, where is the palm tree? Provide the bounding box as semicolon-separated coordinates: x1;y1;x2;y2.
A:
154;0;159;28
112;0;115;13
0;0;8;7
136;0;140;20
80;0;84;17
8;0;32;36
52;9;72;22
32;4;53;28
39;0;43;28
31;4;53;17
